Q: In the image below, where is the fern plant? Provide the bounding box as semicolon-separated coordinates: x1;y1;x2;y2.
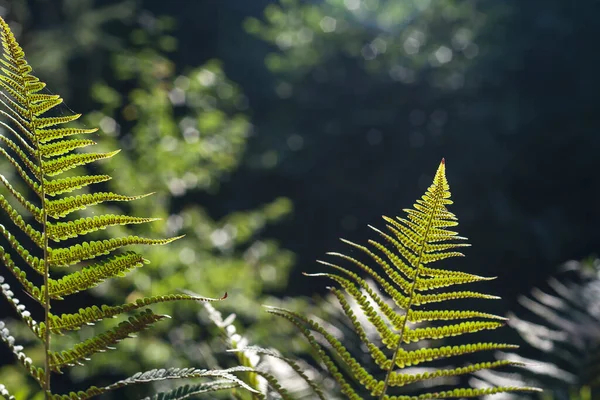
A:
267;159;543;399
477;258;600;399
0;16;253;400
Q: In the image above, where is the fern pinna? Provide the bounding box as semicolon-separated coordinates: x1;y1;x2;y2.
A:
0;16;248;400
269;160;541;399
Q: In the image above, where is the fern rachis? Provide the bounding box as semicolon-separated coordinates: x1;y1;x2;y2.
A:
0;16;249;400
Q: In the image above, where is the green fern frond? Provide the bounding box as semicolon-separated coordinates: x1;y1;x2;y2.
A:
0;384;15;400
41;149;120;176
43;175;112;197
47;215;161;241
39;138;96;157
48;310;167;372
48;235;182;266
0;16;233;398
136;381;241;400
230;346;328;400
45;192;153;219
203;301;327;399
0;174;43;220
0;247;43;302
36;126;97;143
0;320;45;385
47;251;147;298
270;160;541;399
49;368;255;400
0;275;41;336
49;293;227;334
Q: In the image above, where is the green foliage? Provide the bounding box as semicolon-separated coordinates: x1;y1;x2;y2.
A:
246;0;485;83
268;160;541;399
0;16;247;399
75;21;297;394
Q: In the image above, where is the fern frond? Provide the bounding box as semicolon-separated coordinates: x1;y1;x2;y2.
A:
271;160;540;398
0;247;43;302
48;235;182;266
0;195;43;247
0;321;45;384
478;260;600;395
36;126;97;143
407;309;508;322
136;381;241;400
0;133;38;171
48;310;167;372
0;225;43;274
0;176;43;221
44;175;112;197
32;114;83;131
47;215;160;241
42;149;120;176
387;360;524;388
267;306;366;399
230;345;327;400
413;290;501;306
0;275;41;336
39;138;96;157
47;252;147;298
0;15;230;398
50;367;259;400
49;293;227;334
0;148;41;195
0;384;15;400
45;192;153;219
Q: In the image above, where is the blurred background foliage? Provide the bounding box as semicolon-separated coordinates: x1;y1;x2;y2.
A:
0;0;598;399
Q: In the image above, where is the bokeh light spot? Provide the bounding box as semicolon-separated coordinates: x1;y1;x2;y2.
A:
320;16;337;33
344;0;361;11
434;46;453;64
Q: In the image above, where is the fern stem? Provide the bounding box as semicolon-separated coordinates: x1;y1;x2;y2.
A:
33;119;51;399
378;176;443;400
41;184;51;399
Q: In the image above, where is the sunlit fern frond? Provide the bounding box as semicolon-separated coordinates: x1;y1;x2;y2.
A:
48;367;259;400
0;384;14;400
0;16;232;398
138;380;244;400
476;259;600;399
202;301;327;400
269;159;542;399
